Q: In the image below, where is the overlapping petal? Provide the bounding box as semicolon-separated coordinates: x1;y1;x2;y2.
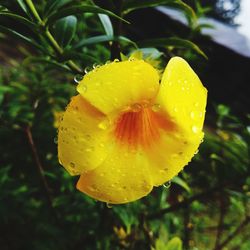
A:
58;57;207;204
77;60;159;115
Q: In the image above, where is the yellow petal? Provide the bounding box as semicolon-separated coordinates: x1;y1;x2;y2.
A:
58;95;110;175
148;57;207;185
76;146;153;204
77;60;159;115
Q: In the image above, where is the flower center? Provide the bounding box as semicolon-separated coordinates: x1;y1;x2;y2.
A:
114;103;176;148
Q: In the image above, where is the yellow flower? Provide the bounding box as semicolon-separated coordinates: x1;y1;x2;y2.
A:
58;57;207;204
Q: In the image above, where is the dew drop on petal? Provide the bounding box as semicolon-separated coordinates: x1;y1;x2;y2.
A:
152;104;161;112
190;111;195;119
131;103;142;112
163;181;171;189
74;74;83;83
54;137;58;144
98;119;110;130
106;203;113;208
81;84;87;93
114;58;119;63
70;162;75;168
192;125;199;134
84;66;91;74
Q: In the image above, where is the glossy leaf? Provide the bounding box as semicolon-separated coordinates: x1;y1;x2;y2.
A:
46;5;129;26
53;15;77;48
0;25;45;52
138;37;207;59
123;0;195;20
98;14;113;36
73;35;137;49
0;11;37;31
16;0;32;17
44;0;72;17
172;176;191;193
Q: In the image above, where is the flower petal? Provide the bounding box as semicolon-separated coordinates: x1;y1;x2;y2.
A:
76;146;153;204
77;60;159;115
148;57;207;186
58;95;110;175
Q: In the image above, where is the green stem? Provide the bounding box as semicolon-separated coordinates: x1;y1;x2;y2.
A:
24;0;82;74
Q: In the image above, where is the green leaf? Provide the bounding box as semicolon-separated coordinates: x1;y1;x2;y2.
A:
44;0;72;17
0;25;46;52
0;11;37;31
46;5;129;26
74;35;137;49
60;51;98;64
166;237;182;250
172;176;191;193
138;37;207;59
16;0;31;17
53;15;77;48
23;56;71;72
98;14;113;36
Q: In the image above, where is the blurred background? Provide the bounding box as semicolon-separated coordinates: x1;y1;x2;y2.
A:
0;0;249;249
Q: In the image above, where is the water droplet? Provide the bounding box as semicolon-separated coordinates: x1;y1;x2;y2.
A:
105;60;111;65
190;111;195;119
81;84;87;93
168;81;173;86
194;102;199;107
84;66;91;74
74;74;83;83
85;134;91;140
85;147;93;152
106;203;113;208
54;137;58;144
174;107;178;112
184;80;188;84
192;125;199;134
70;162;75;168
99;143;104;147
181;86;185;91
131;103;142;112
194;149;199;155
98;119;110;130
113;58;119;63
152;104;161;112
163;181;171;189
92;63;99;69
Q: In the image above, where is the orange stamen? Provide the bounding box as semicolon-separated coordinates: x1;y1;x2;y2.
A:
114;105;176;148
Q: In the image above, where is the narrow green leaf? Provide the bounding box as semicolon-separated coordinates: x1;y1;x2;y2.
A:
16;0;31;17
138;37;207;59
0;11;37;31
172;176;191;193
74;35;137;49
44;0;72;17
0;25;46;52
98;14;113;36
60;51;98;64
53;15;77;48
23;56;71;72
46;5;129;26
122;0;196;27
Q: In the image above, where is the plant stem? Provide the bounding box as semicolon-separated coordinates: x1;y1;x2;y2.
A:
24;126;58;220
24;0;82;74
215;216;250;250
147;186;220;220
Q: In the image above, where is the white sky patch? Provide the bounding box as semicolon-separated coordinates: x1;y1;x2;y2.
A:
235;0;250;40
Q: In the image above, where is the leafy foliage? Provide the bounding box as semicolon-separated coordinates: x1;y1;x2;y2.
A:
0;0;249;249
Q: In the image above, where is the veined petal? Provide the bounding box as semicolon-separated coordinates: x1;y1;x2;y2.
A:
58;95;110;175
148;57;207;186
77;60;159;115
76;146;153;204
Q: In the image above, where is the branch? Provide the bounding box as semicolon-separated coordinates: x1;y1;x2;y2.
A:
215;216;250;250
24;126;58;220
24;0;82;74
214;192;226;250
147;186;220;220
